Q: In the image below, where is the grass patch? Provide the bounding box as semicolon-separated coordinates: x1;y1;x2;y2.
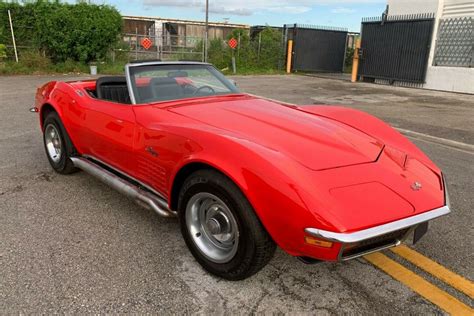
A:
0;60;284;76
0;51;285;76
221;67;285;76
0;60;125;76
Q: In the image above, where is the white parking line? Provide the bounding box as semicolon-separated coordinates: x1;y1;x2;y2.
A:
395;128;474;153
403;135;474;155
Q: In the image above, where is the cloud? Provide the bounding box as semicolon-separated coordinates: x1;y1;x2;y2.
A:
141;0;383;16
207;6;253;16
331;7;356;13
267;6;312;14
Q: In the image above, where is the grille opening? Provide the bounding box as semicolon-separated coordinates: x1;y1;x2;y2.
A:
342;229;409;258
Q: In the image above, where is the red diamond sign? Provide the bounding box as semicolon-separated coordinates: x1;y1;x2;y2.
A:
141;37;153;50
228;37;238;49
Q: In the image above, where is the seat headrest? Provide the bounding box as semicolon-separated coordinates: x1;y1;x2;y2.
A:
96;76;127;87
95;76;130;104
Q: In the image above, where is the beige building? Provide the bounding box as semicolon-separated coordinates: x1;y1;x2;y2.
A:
123;15;249;48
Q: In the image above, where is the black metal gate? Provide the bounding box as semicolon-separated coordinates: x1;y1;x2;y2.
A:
286;24;348;73
359;14;435;83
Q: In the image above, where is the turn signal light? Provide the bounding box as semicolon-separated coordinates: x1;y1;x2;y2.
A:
304;236;333;248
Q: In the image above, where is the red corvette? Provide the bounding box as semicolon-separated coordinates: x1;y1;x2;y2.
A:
32;61;450;280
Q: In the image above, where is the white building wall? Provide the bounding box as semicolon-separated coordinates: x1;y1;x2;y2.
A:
442;0;474;17
387;0;439;15
387;0;474;94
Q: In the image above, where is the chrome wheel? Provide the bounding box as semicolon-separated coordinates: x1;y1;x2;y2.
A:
185;192;239;263
44;124;62;163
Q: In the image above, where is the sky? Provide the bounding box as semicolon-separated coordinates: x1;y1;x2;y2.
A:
107;0;388;32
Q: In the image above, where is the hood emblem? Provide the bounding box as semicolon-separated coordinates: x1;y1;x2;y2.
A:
411;181;422;191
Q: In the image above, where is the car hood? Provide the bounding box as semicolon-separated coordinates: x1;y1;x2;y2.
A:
167;96;384;170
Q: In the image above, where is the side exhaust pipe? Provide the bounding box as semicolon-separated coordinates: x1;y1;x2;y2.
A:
70;157;176;218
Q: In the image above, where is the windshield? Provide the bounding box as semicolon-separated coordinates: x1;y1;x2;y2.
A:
127;63;240;104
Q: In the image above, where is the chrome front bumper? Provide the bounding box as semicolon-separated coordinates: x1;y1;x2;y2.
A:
305;205;451;261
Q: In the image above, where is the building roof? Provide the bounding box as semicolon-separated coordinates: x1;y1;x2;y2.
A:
123;15;249;29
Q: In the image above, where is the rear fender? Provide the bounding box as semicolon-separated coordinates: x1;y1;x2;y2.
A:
36;81;84;154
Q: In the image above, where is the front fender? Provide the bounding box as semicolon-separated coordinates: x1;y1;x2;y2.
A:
166;128;343;259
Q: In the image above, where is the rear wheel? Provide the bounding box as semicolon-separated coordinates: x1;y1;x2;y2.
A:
42;112;78;174
178;169;276;280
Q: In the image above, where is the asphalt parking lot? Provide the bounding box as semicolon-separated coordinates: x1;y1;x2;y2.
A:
1;74;473;314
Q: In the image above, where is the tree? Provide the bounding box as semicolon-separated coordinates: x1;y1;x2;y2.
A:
0;1;122;63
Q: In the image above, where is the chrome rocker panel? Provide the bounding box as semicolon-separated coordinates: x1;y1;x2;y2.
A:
70;157;176;218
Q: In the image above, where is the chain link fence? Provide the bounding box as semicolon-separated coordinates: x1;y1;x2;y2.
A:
116;31;204;62
0;24;35;61
2;8;284;73
433;17;473;67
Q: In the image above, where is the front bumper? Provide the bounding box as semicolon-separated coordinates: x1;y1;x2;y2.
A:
304;205;450;261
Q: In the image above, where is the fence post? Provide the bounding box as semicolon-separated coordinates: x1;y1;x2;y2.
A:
232;49;236;74
286;40;293;73
7;10;19;63
202;38;205;62
155;31;160;59
237;33;241;59
257;32;262;61
279;26;288;70
351;38;361;82
135;27;138;60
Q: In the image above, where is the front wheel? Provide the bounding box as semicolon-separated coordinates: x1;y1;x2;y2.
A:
178;169;276;280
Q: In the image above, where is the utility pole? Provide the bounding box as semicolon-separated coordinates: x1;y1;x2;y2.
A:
8;10;18;63
204;0;209;62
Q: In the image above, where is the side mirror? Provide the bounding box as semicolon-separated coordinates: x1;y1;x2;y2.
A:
229;79;237;87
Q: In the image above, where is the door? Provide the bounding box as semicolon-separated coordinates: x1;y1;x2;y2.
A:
78;98;136;175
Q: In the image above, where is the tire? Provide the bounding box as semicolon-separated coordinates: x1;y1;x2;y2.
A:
42;111;78;174
178;169;276;280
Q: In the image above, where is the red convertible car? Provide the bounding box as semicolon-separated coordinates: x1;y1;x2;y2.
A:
32;61;450;280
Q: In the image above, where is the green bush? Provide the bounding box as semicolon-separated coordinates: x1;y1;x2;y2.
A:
0;1;122;63
19;50;51;69
203;26;284;73
52;59;89;73
345;47;354;73
0;43;6;59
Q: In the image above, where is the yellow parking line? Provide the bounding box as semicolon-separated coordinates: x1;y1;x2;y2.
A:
364;252;473;315
391;245;474;299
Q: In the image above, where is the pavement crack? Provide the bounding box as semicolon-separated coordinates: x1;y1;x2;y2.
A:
0;184;24;196
250;287;269;313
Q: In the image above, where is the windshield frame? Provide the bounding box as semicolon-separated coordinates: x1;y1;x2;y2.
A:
125;61;239;105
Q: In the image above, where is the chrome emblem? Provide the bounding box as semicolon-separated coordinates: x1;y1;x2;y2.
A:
145;146;158;157
411;181;422;191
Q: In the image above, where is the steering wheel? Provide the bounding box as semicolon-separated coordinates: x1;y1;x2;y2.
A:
193;85;215;96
